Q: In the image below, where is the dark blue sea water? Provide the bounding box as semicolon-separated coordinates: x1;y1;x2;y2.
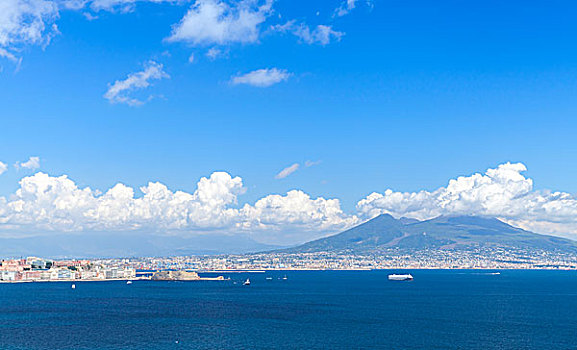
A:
1;270;577;350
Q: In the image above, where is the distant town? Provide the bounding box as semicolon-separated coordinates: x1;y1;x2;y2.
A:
2;247;577;282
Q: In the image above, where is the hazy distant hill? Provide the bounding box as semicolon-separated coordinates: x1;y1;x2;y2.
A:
0;233;280;259
288;214;577;254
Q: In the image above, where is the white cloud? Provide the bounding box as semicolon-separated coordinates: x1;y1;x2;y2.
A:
0;0;59;59
3;163;577;244
0;161;7;175
187;52;195;63
231;67;290;87
1;0;346;68
356;162;577;239
104;61;169;106
240;190;358;244
334;0;356;17
15;156;40;170
0;171;245;232
0;171;357;244
274;163;299;179
272;21;344;45
167;0;273;46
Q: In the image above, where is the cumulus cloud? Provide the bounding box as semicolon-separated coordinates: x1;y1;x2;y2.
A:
104;61;169;106
167;0;273;46
0;0;59;60
15;156;40;170
0;171;245;232
356;162;577;238
240;190;358;243
231;68;290;87
275;163;299;179
272;21;344;45
0;161;7;175
0;171;357;244
3;163;577;244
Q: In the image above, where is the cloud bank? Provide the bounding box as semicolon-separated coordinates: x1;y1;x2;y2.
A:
356;162;577;238
2;163;576;244
0;171;356;244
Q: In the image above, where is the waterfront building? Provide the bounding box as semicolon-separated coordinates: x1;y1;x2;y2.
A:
0;271;18;281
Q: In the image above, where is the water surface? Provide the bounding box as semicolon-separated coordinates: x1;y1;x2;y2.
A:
1;270;576;349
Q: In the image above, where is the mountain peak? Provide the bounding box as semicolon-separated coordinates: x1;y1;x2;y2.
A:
428;215;520;231
286;214;577;254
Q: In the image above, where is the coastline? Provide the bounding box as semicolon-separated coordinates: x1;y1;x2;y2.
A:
3;267;576;284
0;276;228;284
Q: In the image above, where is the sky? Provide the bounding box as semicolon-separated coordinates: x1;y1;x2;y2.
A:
1;0;577;245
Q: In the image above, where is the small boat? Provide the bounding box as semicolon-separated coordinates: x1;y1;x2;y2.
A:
126;280;133;285
71;284;76;289
282;275;288;280
243;278;251;286
388;274;413;281
265;277;273;280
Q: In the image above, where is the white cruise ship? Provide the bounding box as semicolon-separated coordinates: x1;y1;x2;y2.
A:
388;274;413;281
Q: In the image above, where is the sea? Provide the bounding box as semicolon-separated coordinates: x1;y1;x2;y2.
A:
1;270;577;350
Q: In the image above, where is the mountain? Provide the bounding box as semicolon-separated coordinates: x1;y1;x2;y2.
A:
288;214;577;254
0;232;280;259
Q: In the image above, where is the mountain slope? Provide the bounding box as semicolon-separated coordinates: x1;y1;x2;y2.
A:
288;214;577;253
293;214;405;252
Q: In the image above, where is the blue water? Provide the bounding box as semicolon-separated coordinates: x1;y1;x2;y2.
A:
1;270;577;349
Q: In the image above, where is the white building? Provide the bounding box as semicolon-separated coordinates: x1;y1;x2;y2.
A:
0;271;17;281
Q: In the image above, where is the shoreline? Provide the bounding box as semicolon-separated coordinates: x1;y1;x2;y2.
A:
2;267;576;284
0;276;229;284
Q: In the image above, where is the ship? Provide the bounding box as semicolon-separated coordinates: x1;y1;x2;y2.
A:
388;274;413;281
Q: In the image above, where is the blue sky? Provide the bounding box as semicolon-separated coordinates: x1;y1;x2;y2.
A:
1;0;577;244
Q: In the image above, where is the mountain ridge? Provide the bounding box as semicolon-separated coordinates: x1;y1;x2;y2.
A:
287;214;577;254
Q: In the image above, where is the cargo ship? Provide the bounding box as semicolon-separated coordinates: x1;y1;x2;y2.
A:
388;274;413;281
